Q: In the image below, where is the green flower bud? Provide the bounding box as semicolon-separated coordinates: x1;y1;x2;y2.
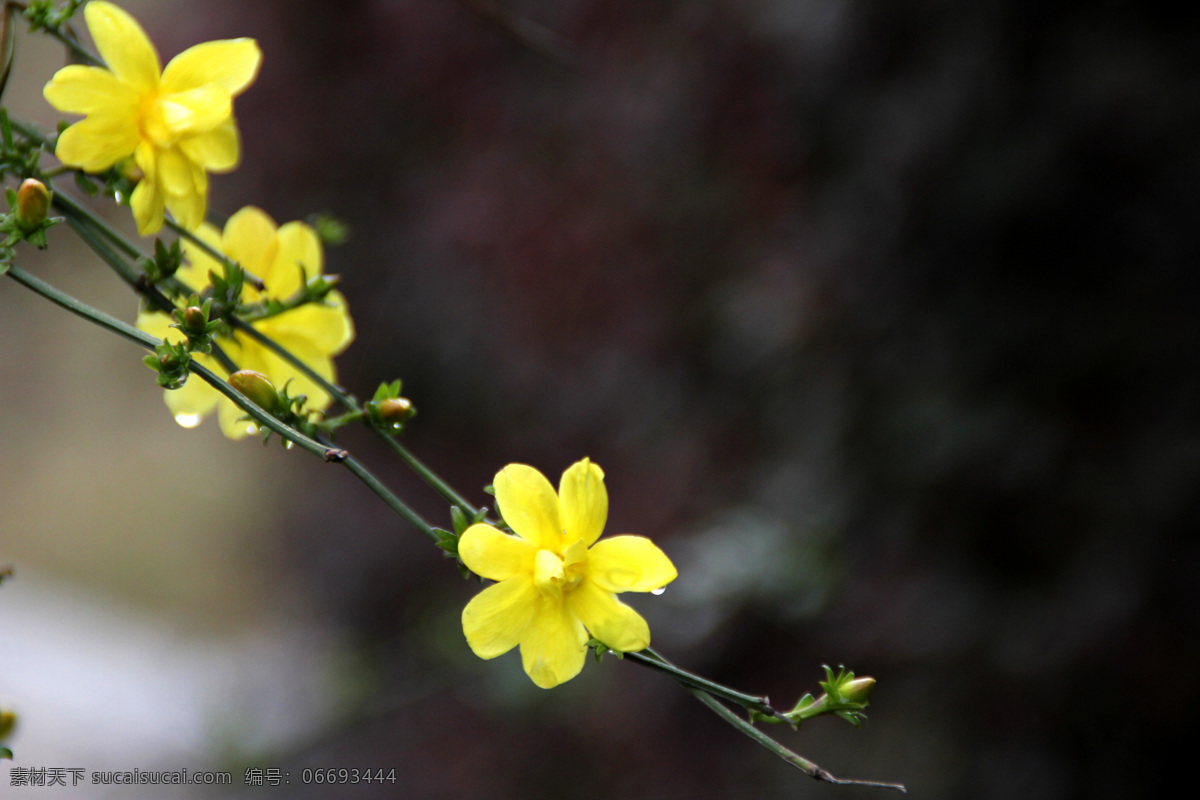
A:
16;179;51;230
183;306;207;331
840;676;875;704
229;369;280;412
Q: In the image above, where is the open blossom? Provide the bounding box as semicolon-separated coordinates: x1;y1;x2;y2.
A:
460;459;677;688
43;1;260;235
136;206;354;438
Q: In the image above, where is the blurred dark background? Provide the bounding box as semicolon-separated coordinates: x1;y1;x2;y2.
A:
10;0;1200;798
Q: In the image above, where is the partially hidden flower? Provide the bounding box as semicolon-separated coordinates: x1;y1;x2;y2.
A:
136;206;354;438
460;459;677;688
43;0;260;235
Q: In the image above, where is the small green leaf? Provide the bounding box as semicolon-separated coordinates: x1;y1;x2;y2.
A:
450;505;469;535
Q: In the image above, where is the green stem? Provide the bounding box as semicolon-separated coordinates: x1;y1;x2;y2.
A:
9;111;476;517
341;455;439;542
687;688;906;792
229;317;479;516
4;263;433;537
625;647;788;723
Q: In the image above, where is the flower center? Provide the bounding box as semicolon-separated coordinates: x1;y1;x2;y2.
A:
139;94;175;148
533;540;588;600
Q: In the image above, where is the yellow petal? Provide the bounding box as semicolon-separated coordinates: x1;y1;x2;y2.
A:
159;85;232;137
559;458;607;546
463;577;538;659
217;395;260;440
85;1;160;93
267;221;322;297
568;580;650;652
586;535;678;593
259;291;355;356
161;38;262;96
157;146;197;197
53;116;140;171
165;186;206;232
179;117;240;172
176;222;224;288
519;598;587;688
459;524;536;581
129;174;164;236
249;329;337;411
43;65;139;115
494;464;563;549
222;206;278;278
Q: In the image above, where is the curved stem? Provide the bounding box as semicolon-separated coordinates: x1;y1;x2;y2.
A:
4;263;433;538
687;688;906;792
625;648;789;723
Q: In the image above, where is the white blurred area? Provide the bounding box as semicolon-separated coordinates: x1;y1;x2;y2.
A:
2;4;340;793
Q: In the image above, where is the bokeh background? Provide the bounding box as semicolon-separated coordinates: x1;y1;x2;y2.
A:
3;0;1198;798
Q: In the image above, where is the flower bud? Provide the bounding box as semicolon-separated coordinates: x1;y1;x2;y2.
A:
840;676;875;704
0;709;15;740
229;370;280;412
378;396;415;424
183;306;207;332
16;179;51;229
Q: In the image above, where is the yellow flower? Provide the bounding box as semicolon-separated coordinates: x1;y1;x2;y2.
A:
136;206;354;438
43;1;261;235
460;459;677;688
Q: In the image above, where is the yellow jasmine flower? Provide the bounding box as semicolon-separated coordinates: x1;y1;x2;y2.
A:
136;206;354;438
43;0;261;235
460;459;677;688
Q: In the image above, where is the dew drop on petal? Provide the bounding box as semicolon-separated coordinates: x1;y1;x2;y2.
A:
284;440;294;450
651;587;666;596
174;413;202;429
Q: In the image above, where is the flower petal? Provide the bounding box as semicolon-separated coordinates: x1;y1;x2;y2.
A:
53;115;140;171
222;206;278;279
494;464;563;549
519;598;587;688
161;38;262;96
85;1;160;93
559;457;607;546
260;291;355;356
463;577;537;659
176;222;224;288
43;65;139;115
129;173;165;236
568;580;650;652
159;85;232;137
179;117;240;172
586;535;678;593
459;524;536;582
267;221;322;297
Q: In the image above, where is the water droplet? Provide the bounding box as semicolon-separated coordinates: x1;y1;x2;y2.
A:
114;190;125;204
284;440;294;450
651;587;666;596
174;413;202;429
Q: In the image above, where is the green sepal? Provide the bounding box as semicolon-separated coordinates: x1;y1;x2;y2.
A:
450;505;469;536
471;506;489;524
143;340;190;389
431;526;460;558
586;638;623;663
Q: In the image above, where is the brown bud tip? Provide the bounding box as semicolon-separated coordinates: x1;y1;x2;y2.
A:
16;178;51;228
183;306;206;331
378;396;415;423
229;369;280;412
